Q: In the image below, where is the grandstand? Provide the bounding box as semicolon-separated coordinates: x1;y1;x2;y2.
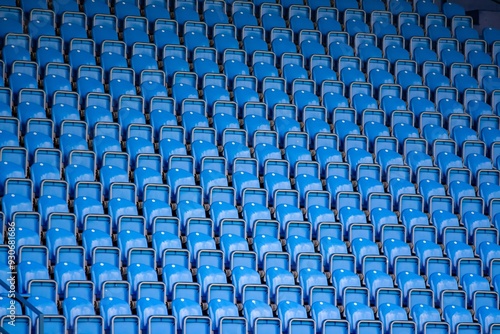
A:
0;0;500;333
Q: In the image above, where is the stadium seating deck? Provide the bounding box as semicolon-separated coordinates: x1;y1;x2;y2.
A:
0;0;500;333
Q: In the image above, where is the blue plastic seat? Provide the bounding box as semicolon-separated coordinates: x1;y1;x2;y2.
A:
178;202;206;237
87;254;116;287
336;0;358;12
92;135;122;168
159;138;187;170
364;270;395;306
231;265;261;303
196;265;227;302
151;226;181;266
223;141;252;173
84;0;110;19
462;211;492;245
477;306;500;334
386;45;411;65
468;50;492;69
191;140;218;173
413;46;438;67
243;299;275;333
262;13;286;36
428;272;459;308
174;5;199;27
0;162;24;196
376;149;405;181
369;209;398;244
393;124;419;156
448;180;476;213
362;0;385;13
317;16;342;38
100;296;132;331
8;71;38;101
411;304;444;334
345;302;378;333
183;29;210;58
54;0;80;18
351;93;378;121
17;100;47;135
118;106;147;140
166;168;196;203
134;167;163;202
318;234;348;270
326;175;353;206
397;69;422;91
446;240;476;277
331;268;361;304
136;297;169;332
466;153;493;184
18;260;49;294
199;169;228;203
277;300;308;334
233;168;260;202
380;95;407;118
62;296;96;331
180;111;209;142
346;148;373;179
323;92;352;123
265;265;296;303
242;35;268;58
37;46;64;73
419;179;446;212
271;37;297;59
340;66;366;89
478;238;500;275
2;44;31;77
219;233;249;269
441;48;465;68
25;295;59;331
455;25;479;43
310;302;342;333
263;88;290;116
428;24;452;42
126;136;155;169
443;305;474;333
286;235;316;273
378;303;409;333
29;20;56;44
414;239;445;276
368;68;394;93
328;41;354;64
171;298;209;334
263;173;292;207
383;239;411;274
127;263;158;300
154;25;180;51
357;176;384;210
351;237;381;274
436;151;462;181
0;18;23;44
38;196;70;231
64;162;95;199
443;2;466;19
54;261;86;298
397;271;426;307
91;22;119;45
234;87;260;115
161;263;192;301
210;201;239;235
207;298;243;333
346;19;370;36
